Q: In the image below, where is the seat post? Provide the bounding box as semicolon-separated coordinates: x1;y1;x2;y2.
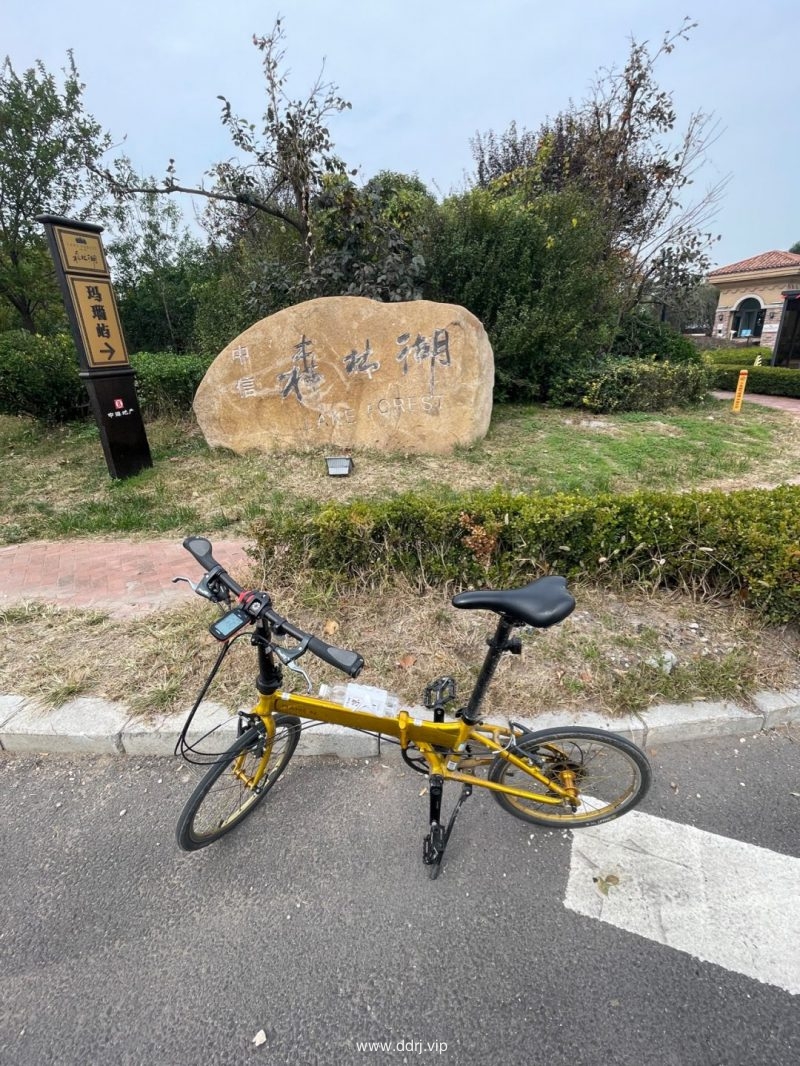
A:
460;615;516;724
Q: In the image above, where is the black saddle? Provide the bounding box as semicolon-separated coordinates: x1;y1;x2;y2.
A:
451;575;575;629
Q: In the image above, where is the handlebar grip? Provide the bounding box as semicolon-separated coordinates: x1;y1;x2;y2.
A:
307;637;365;678
183;536;217;571
266;610;365;678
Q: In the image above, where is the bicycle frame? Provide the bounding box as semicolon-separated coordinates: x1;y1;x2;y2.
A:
223;606;579;809
242;690;576;809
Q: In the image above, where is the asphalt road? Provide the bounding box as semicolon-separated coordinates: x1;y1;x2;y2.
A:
2;728;799;1066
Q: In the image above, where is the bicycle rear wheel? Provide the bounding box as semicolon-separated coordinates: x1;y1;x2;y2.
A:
176;714;300;851
488;726;650;828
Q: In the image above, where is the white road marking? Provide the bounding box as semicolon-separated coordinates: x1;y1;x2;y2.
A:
565;809;800;995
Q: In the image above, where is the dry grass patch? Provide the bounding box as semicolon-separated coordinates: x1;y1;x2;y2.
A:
2;580;798;721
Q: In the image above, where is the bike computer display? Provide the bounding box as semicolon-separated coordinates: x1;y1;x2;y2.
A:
208;608;252;641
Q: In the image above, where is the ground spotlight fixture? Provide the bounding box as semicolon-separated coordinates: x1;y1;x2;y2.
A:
325;456;354;477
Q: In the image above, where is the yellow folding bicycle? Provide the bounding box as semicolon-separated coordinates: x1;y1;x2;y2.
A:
174;536;651;877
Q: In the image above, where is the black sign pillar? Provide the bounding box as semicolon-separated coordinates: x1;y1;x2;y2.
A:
37;214;152;479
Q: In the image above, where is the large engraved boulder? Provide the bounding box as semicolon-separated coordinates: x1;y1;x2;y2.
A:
193;296;494;455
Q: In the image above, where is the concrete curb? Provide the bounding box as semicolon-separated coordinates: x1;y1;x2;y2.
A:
1;688;799;759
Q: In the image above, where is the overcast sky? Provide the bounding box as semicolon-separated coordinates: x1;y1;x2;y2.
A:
2;0;797;268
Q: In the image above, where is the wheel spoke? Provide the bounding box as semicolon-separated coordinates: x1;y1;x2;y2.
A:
176;717;300;850
489;728;650;828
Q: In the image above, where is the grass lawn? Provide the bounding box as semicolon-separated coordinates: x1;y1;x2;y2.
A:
2;398;800;719
1;399;798;544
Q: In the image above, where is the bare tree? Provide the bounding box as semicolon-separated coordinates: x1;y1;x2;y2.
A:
96;19;351;266
471;18;729;313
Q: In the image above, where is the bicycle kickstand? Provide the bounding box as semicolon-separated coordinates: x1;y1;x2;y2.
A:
422;775;473;880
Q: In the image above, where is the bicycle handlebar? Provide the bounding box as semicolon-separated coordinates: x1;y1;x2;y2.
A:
182;536;364;678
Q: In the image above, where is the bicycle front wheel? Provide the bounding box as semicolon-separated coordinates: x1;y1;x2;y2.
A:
176;715;300;851
488;726;650;828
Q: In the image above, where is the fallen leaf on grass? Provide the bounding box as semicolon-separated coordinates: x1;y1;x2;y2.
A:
322;619;340;638
396;653;417;669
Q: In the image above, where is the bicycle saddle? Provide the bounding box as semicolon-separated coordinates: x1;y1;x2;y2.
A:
451;575;575;628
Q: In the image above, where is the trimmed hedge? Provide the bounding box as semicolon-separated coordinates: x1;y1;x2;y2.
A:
708;348;767;367
549;358;710;413
711;366;800;398
129;351;214;416
0;331;213;422
688;335;739;352
251;486;800;625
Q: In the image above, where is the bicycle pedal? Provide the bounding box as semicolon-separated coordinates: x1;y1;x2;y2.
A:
423;676;456;710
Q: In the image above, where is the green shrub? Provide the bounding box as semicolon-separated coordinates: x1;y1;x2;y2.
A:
711;366;800;398
0;331;87;422
707;348;767;367
688;335;735;352
251;486;800;624
549;358;710;412
0;333;214;422
129;351;214;415
610;314;702;364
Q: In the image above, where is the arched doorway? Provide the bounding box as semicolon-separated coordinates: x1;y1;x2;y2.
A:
732;297;765;339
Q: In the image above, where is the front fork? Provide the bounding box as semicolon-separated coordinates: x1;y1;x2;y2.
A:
232;699;276;790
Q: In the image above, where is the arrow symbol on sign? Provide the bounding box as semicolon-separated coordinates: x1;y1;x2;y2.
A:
565;809;800;995
100;342;115;359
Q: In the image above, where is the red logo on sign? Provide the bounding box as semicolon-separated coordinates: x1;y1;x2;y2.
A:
114;398;124;410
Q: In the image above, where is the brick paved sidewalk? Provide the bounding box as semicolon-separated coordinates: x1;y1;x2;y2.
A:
0;538;250;618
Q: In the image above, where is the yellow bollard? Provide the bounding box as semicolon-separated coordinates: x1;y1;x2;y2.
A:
732;369;748;413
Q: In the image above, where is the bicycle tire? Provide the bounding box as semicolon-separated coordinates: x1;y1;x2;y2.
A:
488;726;650;828
176;715;300;851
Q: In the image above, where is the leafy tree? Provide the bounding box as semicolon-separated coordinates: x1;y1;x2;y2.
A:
302;171;435;303
471;120;540;189
233;171;435;324
361;170;439;248
471;19;727;316
194;214;308;351
428;185;620;399
102;24;432;330
107;183;206;352
654;280;719;335
0;54;113;332
790;240;800;255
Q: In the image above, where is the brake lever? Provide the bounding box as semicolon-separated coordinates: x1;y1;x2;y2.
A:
271;638;313;693
172;574;229;604
272;643;313;693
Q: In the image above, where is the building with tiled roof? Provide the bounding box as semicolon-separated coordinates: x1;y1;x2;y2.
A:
708;250;800;365
708;250;800;278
